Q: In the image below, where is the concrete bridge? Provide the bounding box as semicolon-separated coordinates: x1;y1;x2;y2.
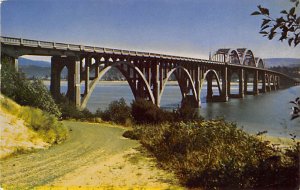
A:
1;36;298;109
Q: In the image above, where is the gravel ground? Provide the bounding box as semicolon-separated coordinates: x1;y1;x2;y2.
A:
0;121;180;189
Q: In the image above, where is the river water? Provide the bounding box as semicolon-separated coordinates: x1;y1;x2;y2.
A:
58;81;299;138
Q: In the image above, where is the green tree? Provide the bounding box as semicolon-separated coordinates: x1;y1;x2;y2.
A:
97;98;132;124
1;58;61;117
252;0;300;46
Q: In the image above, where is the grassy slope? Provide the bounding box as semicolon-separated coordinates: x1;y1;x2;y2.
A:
0;96;49;158
0;121;181;189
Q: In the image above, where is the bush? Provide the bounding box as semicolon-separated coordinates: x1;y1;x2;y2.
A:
135;120;299;189
96;98;132;125
175;98;203;122
131;99;174;124
122;130;140;140
56;94;94;120
1;59;61;117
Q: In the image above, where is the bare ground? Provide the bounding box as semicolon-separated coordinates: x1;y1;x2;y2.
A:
0;121;181;189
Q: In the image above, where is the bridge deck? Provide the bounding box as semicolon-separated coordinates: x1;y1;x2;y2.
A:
1;36;217;63
0;36;295;80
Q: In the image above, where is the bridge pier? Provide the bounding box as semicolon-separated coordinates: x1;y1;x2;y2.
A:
221;66;228;101
276;76;280;89
13;58;18;72
50;56;81;107
152;63;161;107
50;56;64;100
206;72;213;102
259;71;267;93
266;74;272;92
2;54;19;71
84;56;91;94
195;66;201;107
66;57;81;105
253;70;259;95
244;71;250;95
238;69;244;98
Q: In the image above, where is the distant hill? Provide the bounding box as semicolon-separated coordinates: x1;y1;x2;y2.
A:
19;58;66;79
20;65;51;78
264;58;300;68
18;57;124;80
19;57;50;67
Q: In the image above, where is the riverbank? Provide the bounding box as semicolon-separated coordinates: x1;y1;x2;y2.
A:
1;118;297;188
0;121;181;189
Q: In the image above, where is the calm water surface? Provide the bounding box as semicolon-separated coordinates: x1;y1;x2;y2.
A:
58;82;300;138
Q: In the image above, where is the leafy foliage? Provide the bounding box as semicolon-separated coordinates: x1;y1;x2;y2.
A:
56;94;94;120
129;121;299;189
252;0;300;46
177;97;202;122
96;98;132;125
1;58;61;117
131;98;202;124
131;99;174;124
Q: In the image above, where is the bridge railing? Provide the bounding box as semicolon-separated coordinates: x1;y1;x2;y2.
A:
1;36;21;45
1;36;298;83
1;36;220;63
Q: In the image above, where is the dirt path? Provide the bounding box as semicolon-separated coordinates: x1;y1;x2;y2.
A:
0;121;180;189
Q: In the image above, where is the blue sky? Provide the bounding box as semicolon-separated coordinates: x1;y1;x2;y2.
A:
1;0;299;61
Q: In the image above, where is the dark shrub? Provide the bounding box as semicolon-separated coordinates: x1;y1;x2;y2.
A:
122;130;140;140
1;59;61;117
56;94;93;120
131;99;174;124
136;120;299;189
97;98;132;125
175;97;202;122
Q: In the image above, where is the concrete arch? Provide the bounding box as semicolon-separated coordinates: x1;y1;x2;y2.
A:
240;49;256;67
200;69;222;96
80;61;154;109
212;48;242;64
255;58;265;68
226;49;241;64
159;66;198;105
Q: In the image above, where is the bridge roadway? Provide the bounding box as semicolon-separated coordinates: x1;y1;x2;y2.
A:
1;36;298;109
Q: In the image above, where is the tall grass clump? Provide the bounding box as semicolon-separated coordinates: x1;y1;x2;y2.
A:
131;120;299;189
0;97;68;144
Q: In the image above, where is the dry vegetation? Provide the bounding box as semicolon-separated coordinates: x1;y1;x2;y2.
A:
0;95;68;158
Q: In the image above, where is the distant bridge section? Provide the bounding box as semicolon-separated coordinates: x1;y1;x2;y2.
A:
1;36;298;109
